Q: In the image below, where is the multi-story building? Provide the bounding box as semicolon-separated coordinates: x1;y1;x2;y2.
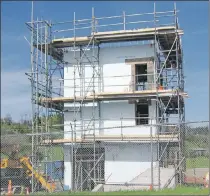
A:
29;4;187;192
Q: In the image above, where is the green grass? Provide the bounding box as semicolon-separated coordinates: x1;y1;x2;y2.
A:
34;187;209;195
186;157;209;169
52;147;64;161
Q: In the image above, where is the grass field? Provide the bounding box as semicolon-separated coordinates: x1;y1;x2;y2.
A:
186;157;209;169
34;187;209;195
51;146;64;161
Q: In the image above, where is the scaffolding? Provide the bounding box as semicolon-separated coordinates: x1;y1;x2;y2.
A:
26;2;186;193
25;3;64;192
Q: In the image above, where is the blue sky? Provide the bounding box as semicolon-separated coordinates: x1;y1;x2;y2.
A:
1;1;209;122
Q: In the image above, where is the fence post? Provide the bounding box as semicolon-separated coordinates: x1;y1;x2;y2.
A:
120;114;123;140
150;123;154;190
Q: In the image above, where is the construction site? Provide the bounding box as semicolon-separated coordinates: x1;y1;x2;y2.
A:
1;2;209;195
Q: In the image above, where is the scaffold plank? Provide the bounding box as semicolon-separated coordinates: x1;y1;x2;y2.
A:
43;134;179;144
40;90;188;103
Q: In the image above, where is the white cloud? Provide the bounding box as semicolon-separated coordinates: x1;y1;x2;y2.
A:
1;69;31;121
1;68;64;121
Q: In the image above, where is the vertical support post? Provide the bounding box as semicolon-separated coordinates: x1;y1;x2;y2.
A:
92;7;96;189
79;46;83;137
30;1;34;193
80;161;83;191
123;11;126;30
35;17;39;191
153;2;161;190
98;101;102;135
49;21;53;190
71;11;76;192
70;123;74;191
40;19;45;173
44;22;49;191
98;45;101;93
174;2;182;185
120;114;123;139
150;124;154;190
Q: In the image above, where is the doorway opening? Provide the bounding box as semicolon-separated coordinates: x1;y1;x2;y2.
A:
135;103;149;125
135;64;147;90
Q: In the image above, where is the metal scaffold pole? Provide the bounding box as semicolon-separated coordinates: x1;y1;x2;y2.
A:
72;11;76;192
27;2;65;190
92;7;96;189
30;1;35;193
153;2;161;190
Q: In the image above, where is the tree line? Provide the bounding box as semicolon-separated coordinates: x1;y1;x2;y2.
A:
1;113;63;134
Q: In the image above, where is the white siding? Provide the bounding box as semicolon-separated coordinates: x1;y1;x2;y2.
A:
63;44;154;96
64;101;157;138
63;44;157;189
63;145;72;190
63;142;158;189
63;44;156;138
104;143;158;183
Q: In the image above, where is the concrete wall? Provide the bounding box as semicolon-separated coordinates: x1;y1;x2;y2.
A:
63;145;72;190
63;142;158;189
64;100;157;138
63;44;156;138
63;44;157;189
104;143;158;183
63;44;154;97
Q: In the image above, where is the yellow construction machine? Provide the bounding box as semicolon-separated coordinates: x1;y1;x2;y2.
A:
0;144;56;194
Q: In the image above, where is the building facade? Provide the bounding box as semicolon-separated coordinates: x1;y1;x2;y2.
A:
28;5;187;192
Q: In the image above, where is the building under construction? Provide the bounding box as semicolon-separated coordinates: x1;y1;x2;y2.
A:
26;3;187;192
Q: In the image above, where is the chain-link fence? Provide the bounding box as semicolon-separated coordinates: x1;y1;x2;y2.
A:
1;121;209;195
0;133;64;195
182;122;209;187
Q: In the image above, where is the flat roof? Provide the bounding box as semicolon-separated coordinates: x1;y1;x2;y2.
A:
51;26;183;48
38;25;183;64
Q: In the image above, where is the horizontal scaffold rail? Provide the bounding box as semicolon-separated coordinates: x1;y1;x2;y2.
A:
40;89;188;104
36;25;184;66
43;134;179;144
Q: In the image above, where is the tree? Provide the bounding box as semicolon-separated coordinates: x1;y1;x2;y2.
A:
3;114;12;125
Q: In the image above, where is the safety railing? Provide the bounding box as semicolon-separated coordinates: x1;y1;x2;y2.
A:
51;8;178;38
